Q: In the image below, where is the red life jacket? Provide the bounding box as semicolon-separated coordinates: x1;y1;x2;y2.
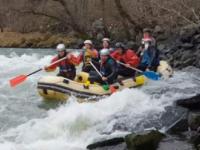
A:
48;55;75;73
111;49;140;67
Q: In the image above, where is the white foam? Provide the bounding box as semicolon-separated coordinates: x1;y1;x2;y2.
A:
0;51;200;150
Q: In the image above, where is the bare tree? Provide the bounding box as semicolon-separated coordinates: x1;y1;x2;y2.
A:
13;0;84;34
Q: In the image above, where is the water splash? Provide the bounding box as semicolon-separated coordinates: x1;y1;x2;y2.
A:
0;49;200;150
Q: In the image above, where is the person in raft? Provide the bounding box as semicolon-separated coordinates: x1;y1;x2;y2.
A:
89;48;118;84
111;42;140;77
76;40;99;73
101;38;114;54
44;43;78;80
137;28;157;57
138;37;160;71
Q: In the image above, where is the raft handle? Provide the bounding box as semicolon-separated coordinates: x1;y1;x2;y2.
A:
43;89;48;95
63;79;69;84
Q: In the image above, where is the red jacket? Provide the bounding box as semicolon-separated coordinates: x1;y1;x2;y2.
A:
111;49;140;67
48;54;78;71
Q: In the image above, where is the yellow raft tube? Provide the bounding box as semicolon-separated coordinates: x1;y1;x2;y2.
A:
37;72;147;101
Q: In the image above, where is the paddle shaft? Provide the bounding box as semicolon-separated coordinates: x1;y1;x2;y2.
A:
117;61;142;73
89;61;117;92
27;56;68;77
117;61;160;80
89;61;103;78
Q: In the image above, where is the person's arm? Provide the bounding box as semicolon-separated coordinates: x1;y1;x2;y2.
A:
68;53;82;65
72;52;83;65
126;50;140;67
90;49;98;58
45;57;59;72
110;51;121;61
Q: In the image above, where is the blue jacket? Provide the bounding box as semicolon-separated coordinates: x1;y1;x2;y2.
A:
140;47;160;68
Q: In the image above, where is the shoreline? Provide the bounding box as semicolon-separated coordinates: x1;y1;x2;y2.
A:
0;31;76;48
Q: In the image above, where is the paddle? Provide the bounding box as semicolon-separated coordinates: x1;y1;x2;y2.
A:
89;61;117;93
9;56;69;87
117;61;160;80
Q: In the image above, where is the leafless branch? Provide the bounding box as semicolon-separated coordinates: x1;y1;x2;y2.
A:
150;0;197;25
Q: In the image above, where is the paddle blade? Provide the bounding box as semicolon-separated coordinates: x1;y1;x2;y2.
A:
143;71;160;80
110;85;117;93
9;75;27;87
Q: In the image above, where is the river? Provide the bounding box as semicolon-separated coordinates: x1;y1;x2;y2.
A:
0;48;200;150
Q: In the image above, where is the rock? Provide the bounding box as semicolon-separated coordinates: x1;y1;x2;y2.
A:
157;136;194;150
176;94;200;110
156;34;168;42
180;43;194;49
126;41;138;51
166;115;188;134
192;34;200;43
196;44;200;50
154;25;164;34
92;18;104;32
96;33;104;41
188;111;200;131
157;44;166;51
87;143;127;150
124;130;165;150
87;137;125;150
182;58;196;68
189;131;200;149
179;24;198;43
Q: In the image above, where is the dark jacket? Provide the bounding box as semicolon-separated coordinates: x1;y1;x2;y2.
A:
100;57;118;83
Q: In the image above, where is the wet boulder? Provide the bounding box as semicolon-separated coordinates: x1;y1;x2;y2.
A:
188;111;200;131
176;94;200;110
189;131;200;149
86;137;125;150
179;24;199;43
124;130;165;150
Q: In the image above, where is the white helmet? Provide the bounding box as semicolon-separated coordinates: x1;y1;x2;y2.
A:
100;48;110;56
56;44;65;52
102;38;110;42
84;40;93;45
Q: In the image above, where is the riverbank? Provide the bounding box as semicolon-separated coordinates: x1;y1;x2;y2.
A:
0;32;76;48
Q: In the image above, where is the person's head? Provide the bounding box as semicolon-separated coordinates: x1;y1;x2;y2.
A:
100;48;110;62
115;42;126;54
56;43;66;57
102;38;110;48
84;40;93;49
143;28;152;38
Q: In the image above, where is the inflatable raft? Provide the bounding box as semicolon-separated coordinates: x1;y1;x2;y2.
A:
37;60;173;101
37;72;147;101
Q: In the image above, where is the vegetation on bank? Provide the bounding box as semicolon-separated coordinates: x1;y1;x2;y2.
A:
0;32;75;48
0;0;200;42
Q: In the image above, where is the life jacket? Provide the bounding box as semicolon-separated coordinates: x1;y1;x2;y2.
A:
83;48;98;66
57;52;76;74
111;49;140;67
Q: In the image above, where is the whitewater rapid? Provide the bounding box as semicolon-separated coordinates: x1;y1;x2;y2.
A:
0;48;200;150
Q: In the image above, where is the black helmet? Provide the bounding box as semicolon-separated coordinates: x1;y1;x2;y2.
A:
143;28;152;33
115;42;126;50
